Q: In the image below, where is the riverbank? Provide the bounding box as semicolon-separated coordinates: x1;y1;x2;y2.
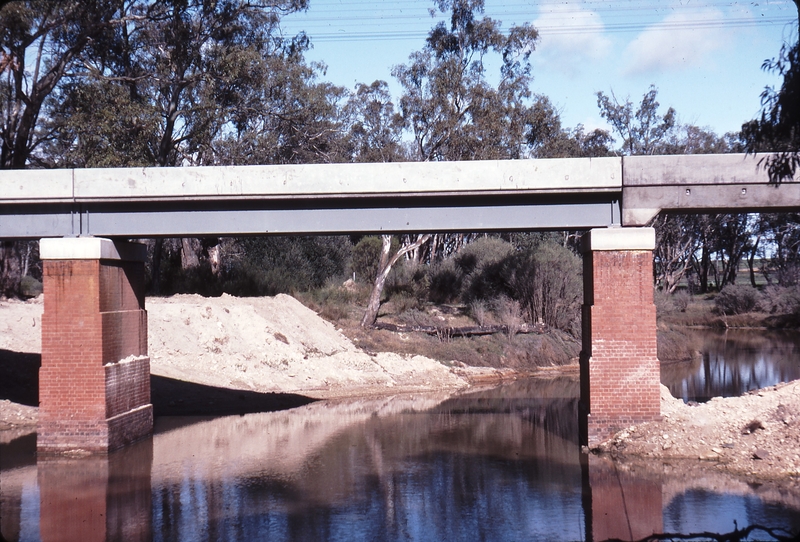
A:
593;381;800;491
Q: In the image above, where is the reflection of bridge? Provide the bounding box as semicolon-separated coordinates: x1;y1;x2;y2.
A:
1;153;796;452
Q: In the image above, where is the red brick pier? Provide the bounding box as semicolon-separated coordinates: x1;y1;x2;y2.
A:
580;227;661;446
38;238;152;453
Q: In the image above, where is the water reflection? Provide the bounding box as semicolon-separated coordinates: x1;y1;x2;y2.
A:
2;379;800;541
662;329;800;402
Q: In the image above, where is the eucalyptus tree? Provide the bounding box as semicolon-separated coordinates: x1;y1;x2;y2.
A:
742;0;800;183
0;0;127;169
343;80;405;163
596;85;676;156
360;0;541;327
392;0;540;162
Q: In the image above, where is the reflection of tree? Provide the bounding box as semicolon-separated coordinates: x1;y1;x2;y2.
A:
665;330;800;402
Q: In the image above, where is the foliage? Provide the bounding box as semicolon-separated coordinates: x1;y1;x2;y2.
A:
385;262;428;307
760;285;800;318
343;80;405;162
456;236;514;302
428;259;462;304
714;284;762;315
455;236;514;275
498;241;583;334
351;236;386;284
759;213;800;286
391;0;541;161
596;85;676;155
0;0;125;168
233;236;351;293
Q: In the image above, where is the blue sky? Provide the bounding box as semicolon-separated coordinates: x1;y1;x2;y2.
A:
282;0;798;140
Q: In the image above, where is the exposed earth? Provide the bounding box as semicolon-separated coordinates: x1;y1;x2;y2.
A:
2;293;800;493
593;381;800;491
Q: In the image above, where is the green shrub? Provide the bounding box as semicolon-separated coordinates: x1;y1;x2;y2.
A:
454;236;514;275
427;259;462;304
498;241;582;334
760;285;800;315
714;284;761;315
19;275;42;298
351;236;385;284
226;236;352;296
385;262;427;304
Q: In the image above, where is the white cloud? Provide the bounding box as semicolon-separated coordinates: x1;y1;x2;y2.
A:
533;5;612;77
622;9;729;76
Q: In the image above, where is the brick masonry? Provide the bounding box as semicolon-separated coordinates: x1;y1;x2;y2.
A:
39;255;152;453
580;239;661;446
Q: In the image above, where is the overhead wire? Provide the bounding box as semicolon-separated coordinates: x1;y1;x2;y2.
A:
281;0;797;42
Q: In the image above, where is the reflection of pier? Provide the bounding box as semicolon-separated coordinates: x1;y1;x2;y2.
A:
37;441;153;542
583;454;663;541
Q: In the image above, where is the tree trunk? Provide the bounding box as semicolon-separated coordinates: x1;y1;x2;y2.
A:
151;239;163;294
360;233;431;327
181;238;200;269
748;235;761;288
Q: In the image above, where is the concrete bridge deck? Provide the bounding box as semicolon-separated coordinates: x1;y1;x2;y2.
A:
1;154;795;238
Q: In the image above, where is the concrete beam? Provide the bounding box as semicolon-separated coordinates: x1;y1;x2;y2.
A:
0;157;622;204
622;153;799;225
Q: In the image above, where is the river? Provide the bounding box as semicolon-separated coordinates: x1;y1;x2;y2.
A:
2;329;800;541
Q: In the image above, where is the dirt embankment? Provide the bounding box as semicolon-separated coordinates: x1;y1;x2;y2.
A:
594;382;800;489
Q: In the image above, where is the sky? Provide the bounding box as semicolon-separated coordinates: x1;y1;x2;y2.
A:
281;0;799;140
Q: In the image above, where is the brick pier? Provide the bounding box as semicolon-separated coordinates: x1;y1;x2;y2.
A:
38;238;152;453
580;227;661;446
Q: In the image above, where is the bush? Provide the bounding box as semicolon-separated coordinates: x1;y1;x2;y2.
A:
498;241;583;334
427;259;462;304
454;238;513;303
19;275;42;298
351;236;384;284
714;284;761;315
454;236;513;275
226;236;352;296
385;262;427;305
760;285;800;315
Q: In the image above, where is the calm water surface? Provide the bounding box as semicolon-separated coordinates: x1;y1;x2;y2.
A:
2;330;800;541
662;328;800;402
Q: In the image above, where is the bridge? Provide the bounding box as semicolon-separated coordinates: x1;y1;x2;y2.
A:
1;153;795;453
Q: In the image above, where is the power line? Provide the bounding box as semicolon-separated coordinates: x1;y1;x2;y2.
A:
295;16;795;43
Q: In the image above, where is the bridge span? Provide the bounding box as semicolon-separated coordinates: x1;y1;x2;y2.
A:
1;153;796;453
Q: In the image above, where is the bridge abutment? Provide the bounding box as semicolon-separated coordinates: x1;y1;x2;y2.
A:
38;238;152;454
580;227;661;446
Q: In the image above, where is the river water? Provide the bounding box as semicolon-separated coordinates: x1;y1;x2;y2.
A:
2;330;800;541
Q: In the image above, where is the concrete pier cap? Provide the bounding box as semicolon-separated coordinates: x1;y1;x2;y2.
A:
40;237;147;262
582;226;655;252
